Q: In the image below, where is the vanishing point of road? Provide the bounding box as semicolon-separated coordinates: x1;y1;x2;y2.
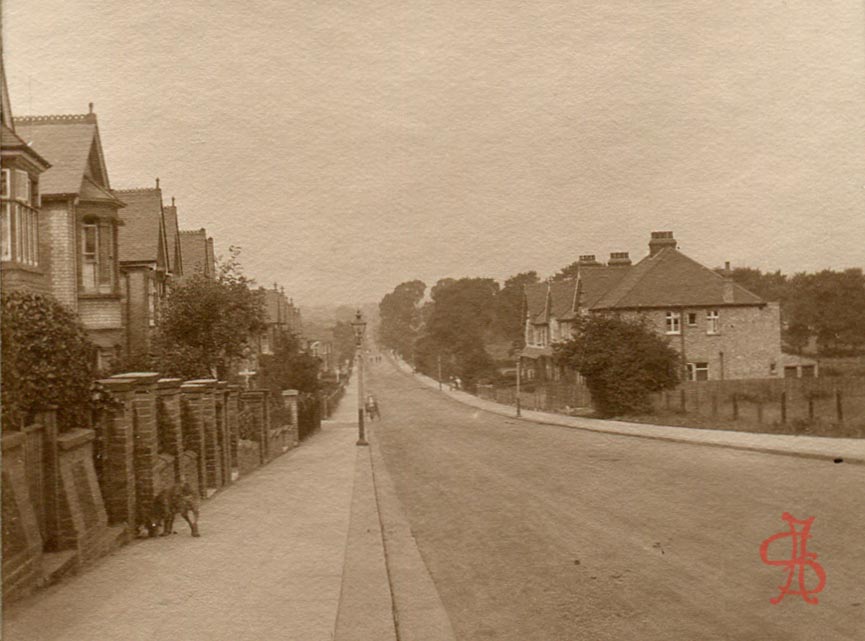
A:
368;359;865;641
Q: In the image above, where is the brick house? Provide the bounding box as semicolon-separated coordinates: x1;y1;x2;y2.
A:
13;106;126;369
178;228;214;280
1;65;52;294
522;231;791;383
113;182;174;359
258;285;301;355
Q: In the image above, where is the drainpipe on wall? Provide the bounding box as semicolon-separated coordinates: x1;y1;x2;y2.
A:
680;307;687;381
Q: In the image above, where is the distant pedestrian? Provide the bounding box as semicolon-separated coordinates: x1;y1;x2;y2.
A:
365;395;380;421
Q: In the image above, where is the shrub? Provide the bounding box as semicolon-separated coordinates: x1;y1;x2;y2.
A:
554;314;680;417
1;292;96;431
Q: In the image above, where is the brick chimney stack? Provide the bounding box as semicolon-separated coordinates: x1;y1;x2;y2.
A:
577;254;602;267
649;231;677;256
608;252;632;267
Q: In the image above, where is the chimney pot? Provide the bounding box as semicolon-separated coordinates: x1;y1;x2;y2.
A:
649;230;677;256
608;251;632;266
578;254;602;266
156;177;160;189
88;102;94;114
725;261;731;272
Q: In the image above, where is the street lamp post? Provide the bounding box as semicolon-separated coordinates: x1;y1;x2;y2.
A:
515;354;522;418
437;353;443;391
351;310;368;446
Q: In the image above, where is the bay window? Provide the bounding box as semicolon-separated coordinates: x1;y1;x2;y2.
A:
1;168;39;267
81;219;116;293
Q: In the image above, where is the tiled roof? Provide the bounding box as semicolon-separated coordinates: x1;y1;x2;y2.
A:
179;229;211;277
114;188;165;264
0;123;51;169
591;248;764;309
524;267;631;323
523;248;763;323
11;114;111;197
163;202;181;275
520;345;553;359
524;283;549;324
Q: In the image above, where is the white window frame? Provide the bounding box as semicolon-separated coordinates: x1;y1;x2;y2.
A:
82;223;99;291
13;170;30;205
687;362;709;381
147;277;157;327
706;309;720;335
1;203;11;261
665;311;681;335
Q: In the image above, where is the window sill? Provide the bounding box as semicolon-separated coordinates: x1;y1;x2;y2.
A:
0;261;44;274
665;331;681;336
78;292;121;300
706;332;721;336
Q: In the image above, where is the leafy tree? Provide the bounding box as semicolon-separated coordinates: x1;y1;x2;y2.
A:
493;270;538;349
786;269;865;355
554;314;680;416
378;280;426;358
718;267;788;303
419;277;500;387
552;260;582;281
152;247;266;379
331;320;357;369
258;330;322;396
2;292;97;430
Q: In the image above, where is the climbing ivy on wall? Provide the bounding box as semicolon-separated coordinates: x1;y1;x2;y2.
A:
1;291;98;431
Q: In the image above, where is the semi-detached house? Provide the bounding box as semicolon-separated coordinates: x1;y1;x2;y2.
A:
113;183;176;360
521;231;812;383
12;107;126;369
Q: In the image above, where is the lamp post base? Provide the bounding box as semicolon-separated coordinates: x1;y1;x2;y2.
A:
357;408;368;446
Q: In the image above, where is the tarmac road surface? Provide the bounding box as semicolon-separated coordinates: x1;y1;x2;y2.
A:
368;359;865;641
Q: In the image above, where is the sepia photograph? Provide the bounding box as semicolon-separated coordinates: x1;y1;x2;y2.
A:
1;1;864;639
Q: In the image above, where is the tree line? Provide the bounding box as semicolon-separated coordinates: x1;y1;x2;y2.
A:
377;265;865;393
720;267;865;355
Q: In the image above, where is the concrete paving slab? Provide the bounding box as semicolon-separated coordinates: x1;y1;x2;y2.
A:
2;426;358;641
333;447;397;641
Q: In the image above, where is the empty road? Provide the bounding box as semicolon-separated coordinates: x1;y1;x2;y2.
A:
368;359;865;641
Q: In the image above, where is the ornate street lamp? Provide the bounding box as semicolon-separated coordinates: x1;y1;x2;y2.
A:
351;310;368;446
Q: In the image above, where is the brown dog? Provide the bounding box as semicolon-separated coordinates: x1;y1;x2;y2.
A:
149;479;200;537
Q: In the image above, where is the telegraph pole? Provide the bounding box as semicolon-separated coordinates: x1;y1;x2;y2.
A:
438;354;443;391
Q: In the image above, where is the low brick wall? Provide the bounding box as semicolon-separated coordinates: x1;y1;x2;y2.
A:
2;432;44;601
56;429;111;565
265;428;287;461
180;451;200;498
237;439;261;476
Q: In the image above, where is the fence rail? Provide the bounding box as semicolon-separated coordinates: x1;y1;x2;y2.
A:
476;375;865;436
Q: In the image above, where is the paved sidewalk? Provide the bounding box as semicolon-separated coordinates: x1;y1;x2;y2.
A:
3;372;396;641
391;356;865;465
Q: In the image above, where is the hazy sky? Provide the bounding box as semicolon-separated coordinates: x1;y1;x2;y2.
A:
5;1;864;305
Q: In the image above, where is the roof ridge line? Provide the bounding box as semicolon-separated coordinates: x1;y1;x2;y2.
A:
113;187;160;193
13;113;96;124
